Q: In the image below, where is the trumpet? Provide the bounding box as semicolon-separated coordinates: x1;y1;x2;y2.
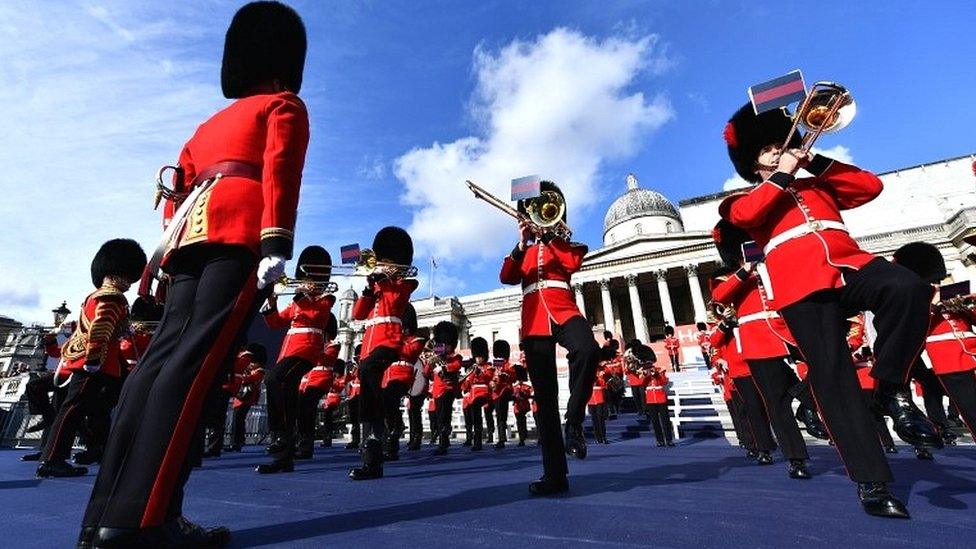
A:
707;301;738;327
466;180;572;241
935;294;976;315
299;248;418;280
782;81;856;156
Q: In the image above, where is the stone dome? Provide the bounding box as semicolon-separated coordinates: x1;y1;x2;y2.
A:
603;173;682;236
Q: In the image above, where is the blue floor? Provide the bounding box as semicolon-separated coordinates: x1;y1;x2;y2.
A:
3;415;976;548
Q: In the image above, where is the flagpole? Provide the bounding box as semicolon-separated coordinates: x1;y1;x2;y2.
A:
429;256;434;299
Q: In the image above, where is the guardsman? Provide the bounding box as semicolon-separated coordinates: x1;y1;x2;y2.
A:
721;102;936;518
318;360;346;449
381;304;424;461
429;321;463;455
696;322;712;368
344;352;363;450
624;339;648;416
230;344;267;452
295;342;341;459
349;226;419;480
512;365;534;446
664;326;681;372
21;323;74;463
587;352;611;444
202;345;255;458
640;346;674;447
491;340;516;449
461;337;493;451
37;239;146;479
82;4;309;545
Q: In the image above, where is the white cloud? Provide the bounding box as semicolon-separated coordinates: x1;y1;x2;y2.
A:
394;28;674;289
723;174;751;191
356;155;387;181
722;144;855;191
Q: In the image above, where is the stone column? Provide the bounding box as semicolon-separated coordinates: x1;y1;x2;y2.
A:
686;264;707;323
599;279;615;333
656;269;676;327
573;282;587;318
626;274;649;343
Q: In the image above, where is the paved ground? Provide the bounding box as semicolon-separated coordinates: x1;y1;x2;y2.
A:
3;415;976;548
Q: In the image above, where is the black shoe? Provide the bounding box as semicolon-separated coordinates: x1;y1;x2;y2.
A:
564;423;587;460
788;459;811;480
255;458;294;474
294;439;313;460
486;433;494;444
320;438;333;448
201;449;221;459
73;449;103;465
517;440;525;447
345;440;360;450
746;450;759;459
608;414;618;420
407;437;422;451
37;460;87;478
77;526;96;549
666;441;675;447
857;483;910;519
914;447;934;460
602;439;611;445
936;424;958;446
350;439;383;481
383;436;400;461
873;382;943;448
226;445;241;453
884;445;899;454
20;452;42;462
529;475;569;496
432;445;448;456
472;440;483;452
656;441;665;447
756;451;774;465
462;439;472;447
93;516;230;548
795;405;830;440
493;441;505;450
25;420;49;434
265;434;288;455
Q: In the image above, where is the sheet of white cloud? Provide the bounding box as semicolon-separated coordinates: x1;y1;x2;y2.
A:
394;28;674;293
722;144;855;191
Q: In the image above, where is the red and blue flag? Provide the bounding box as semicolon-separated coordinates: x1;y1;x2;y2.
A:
511;175;541;201
340;244;361;264
749;70;807;114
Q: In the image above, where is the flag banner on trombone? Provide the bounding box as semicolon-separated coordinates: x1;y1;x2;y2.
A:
511;174;541;201
340;244;361;264
749;70;807;114
741;241;765;263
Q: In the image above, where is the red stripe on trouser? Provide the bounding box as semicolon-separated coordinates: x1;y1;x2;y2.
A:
42;376;88;461
141;276;256;527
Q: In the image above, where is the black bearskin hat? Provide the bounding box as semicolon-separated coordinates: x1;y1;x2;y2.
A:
402;303;418;334
712;220;753;270
333;359;347;376
245;342;268;365
634;344;656;363
599;346;615;362
130;297;163;322
326;313;339;340
296;245;331;282
432;321;459;348
354;343;362;357
90;238;147;288
724;103;802;183
516;180;567;225
514;364;528;382
893;242;947;284
372;226;414;268
625;338;642;351
696;321;707;331
493;339;510;360
470;337;489;360
664;325;675;336
221;1;307;99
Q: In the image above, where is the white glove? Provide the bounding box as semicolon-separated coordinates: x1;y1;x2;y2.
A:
83;362;101;373
257;255;286;290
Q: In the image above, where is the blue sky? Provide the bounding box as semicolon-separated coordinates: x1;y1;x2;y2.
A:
2;0;975;323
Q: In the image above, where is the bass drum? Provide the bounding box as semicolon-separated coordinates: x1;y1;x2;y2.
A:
409;359;427;396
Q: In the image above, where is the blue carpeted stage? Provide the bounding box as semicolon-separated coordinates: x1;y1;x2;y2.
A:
3;416;976;548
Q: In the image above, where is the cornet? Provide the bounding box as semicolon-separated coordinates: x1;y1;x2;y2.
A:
299;248;418;280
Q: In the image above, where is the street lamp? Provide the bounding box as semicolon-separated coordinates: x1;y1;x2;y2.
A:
52;301;71;327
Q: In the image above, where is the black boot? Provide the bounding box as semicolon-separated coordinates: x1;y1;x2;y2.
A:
320;437;333;449
564;423;587;460
517;439;525;447
884;444;899;454
914;446;934;460
93;516;230;548
857;483;910;519
73;449;103;465
494;440;506;450
350;438;383;480
756;451;774;465
20;451;42;462
746;449;759;459
255;457;294;474
77;526;96;549
383;434;400;461
294;438;313;460
788;459;811;479
936;423;958;446
407;435;421;451
486;432;494;444
872;381;943;448
265;432;288;455
36;459;87;478
795;404;830;440
529;474;569;496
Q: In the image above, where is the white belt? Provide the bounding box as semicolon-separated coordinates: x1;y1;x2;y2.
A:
764;220;849;255
522;280;571;295
287;327;324;336
647;385;664;390
738;310;781;325
473;384;489;389
365;316;402;328
311;366;333;372
927;332;976;343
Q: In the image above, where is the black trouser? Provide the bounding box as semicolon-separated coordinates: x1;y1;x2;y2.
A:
298;388;326;443
407;395;425;442
747;358;809;460
646;403;673;444
669;354;680;372
428;410;438;443
203;389;233;454
41;371;110;462
938;371;976;440
630;385;645;415
26;371;58;425
911;361;948;426
383;386;408;444
347;398;361;445
231;404;251;449
588;404;607;441
515;412;528;442
435;394;456;447
321;407;335;443
358;347;399;442
523;317;600;478
469;404;484;446
83;245;259;530
484;403;495;439
494;396;510;443
862;389;895;448
727;397;754;449
264;356;315;441
30;373;68;451
779;262;931;483
608;384;623;416
732;377;774;452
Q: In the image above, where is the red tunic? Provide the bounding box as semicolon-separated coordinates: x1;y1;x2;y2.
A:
431;354;463;399
222;352;251;394
299;343;341;393
232;367;264;408
499;237;587;337
491;359;516;400
119;331;152;374
345;367;362;400
643;368;670;405
664;336;680;357
697;330;712;357
353;277;419;358
925;310;976;375
383;336;426;390
323;376;345;410
512;381;534;414
162;91;309;261
462;364;493;408
710;328;750;378
60;286;129;377
264;294;336;364
720;158;882;308
710;271;794;360
587;368;608;406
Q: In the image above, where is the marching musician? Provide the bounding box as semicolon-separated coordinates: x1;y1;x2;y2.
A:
21;323;74;463
317;360;347;449
426;388;439;446
711;362;756;454
499;180;599;496
696;322;712;369
406;339;430;452
461;338;493;451
720;102;937;517
511;365;534;446
640;345;674;448
349;226;419;480
381;304;424;461
259;246;337;474
491;340;516;449
202;345;258;458
230;345;267;452
587;350;612;445
664;326;681;372
295;342;341;459
344;349;363;450
429;321;464;455
624;339;648;416
81;3;309;545
37;239;146;479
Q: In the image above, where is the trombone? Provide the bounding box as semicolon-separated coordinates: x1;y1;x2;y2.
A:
299;248;418;279
782;81;856;155
466;180;573;241
272;277;339;296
